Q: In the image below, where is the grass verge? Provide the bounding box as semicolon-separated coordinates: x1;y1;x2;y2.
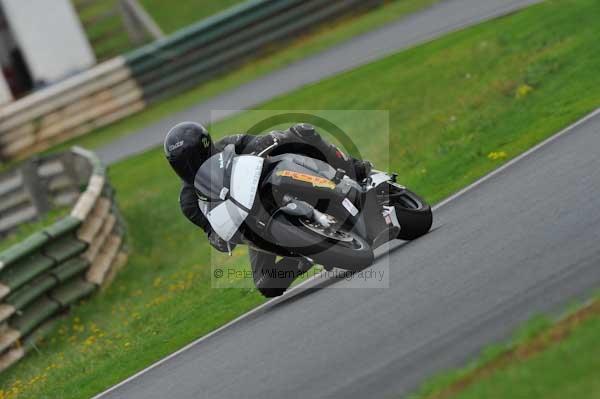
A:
74;0;136;61
411;297;600;399
75;0;244;60
51;0;440;152
139;0;245;34
0;0;599;397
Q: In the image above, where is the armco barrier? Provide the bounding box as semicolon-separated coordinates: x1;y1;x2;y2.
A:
0;0;381;161
126;0;380;103
0;147;127;372
0;58;145;160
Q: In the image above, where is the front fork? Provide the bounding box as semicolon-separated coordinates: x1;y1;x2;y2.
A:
355;186;400;248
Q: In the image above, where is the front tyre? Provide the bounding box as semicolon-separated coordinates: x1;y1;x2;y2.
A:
268;214;374;271
386;185;432;240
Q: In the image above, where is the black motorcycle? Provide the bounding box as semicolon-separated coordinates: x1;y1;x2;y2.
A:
195;144;432;271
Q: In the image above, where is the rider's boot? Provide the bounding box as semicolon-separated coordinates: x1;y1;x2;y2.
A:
297;258;314;274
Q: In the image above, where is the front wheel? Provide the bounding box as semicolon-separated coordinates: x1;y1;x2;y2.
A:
384;184;432;240
267;214;374;271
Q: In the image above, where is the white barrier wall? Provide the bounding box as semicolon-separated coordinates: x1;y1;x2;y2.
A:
0;0;95;85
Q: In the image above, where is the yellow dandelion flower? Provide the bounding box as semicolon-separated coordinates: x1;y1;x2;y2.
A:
515;84;533;99
487;151;508;160
84;335;97;346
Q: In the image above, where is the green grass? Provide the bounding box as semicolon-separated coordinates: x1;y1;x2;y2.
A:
52;0;440;152
74;0;244;61
411;297;600;399
1;0;600;397
447;317;600;399
140;0;245;34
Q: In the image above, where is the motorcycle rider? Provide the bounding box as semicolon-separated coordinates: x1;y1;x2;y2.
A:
165;121;371;298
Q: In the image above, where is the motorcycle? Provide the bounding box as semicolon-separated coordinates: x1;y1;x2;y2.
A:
195;144;432;271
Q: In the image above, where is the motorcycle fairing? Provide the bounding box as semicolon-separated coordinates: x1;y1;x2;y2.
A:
195;148;264;242
262;155;344;203
198;199;247;242
275;170;336;190
367;172;392;189
194;147;236;202
230;155;264;211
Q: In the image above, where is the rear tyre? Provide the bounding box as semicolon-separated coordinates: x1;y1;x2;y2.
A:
268;214;374;271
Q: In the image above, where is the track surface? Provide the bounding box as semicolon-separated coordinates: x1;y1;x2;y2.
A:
97;108;600;399
96;0;541;165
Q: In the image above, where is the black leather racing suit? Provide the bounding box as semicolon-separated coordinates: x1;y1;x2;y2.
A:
179;125;366;298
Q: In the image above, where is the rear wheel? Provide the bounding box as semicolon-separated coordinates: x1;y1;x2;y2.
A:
382;183;432;240
268;214;374;271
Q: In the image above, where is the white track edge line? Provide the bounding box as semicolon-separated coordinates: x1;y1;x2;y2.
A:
94;107;600;398
434;107;600;210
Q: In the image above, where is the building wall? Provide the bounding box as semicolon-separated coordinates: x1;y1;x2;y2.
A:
0;71;10;104
0;5;14;103
0;0;95;86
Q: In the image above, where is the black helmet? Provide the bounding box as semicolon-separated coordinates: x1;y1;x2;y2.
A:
164;122;215;184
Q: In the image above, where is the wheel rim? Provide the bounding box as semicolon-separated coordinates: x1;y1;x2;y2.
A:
298;218;364;249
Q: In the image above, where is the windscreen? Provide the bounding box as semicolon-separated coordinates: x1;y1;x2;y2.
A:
194;145;235;202
194;147;263;242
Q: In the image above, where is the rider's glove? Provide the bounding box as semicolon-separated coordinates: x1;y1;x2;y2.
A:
290;123;319;142
208;231;234;253
352;159;373;182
